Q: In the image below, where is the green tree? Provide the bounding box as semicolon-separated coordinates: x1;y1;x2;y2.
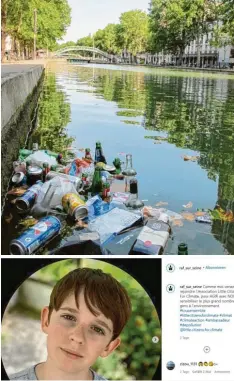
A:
2;0;30;59
149;0;196;62
1;0;71;60
1;0;8;60
76;35;94;58
192;0;219;67
149;0;217;65
119;10;149;60
210;0;234;47
76;35;93;47
210;26;232;51
94;24;121;54
222;0;234;42
35;0;71;50
93;29;105;51
55;40;76;50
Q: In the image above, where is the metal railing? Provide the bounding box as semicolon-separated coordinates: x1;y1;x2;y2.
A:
54;46;112;59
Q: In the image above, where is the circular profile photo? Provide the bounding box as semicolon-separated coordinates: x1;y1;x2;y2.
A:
166;361;175;370
2;259;161;380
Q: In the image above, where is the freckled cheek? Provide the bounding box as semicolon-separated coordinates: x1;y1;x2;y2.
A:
47;323;69;347
85;333;111;353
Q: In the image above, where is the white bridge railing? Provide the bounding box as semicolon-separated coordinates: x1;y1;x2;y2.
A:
54;46;113;59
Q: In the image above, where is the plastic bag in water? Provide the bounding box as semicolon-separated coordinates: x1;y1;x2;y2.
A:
31;177;78;218
26;151;57;168
88;207;143;244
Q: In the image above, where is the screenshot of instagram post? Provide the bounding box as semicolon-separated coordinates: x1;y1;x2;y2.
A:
162;256;234;381
1;258;161;380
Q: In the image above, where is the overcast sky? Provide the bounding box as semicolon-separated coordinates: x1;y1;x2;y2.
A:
62;0;150;42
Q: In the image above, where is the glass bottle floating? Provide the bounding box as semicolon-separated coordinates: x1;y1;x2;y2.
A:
122;154;137;192
95;142;106;164
125;178;144;209
178;243;188;255
91;166;103;196
122;154;137;176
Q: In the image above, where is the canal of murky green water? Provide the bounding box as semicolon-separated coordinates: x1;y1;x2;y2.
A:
2;62;234;254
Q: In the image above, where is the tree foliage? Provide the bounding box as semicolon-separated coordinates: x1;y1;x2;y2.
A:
76;35;93;47
149;0;219;60
1;0;71;59
119;10;149;55
94;24;122;54
210;26;232;49
211;0;234;45
150;0;194;56
222;0;234;42
72;1;233;60
55;40;77;50
75;10;149;57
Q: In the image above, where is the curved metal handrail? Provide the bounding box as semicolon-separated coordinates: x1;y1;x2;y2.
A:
54;46;112;59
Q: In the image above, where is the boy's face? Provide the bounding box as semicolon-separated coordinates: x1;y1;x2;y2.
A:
41;289;120;375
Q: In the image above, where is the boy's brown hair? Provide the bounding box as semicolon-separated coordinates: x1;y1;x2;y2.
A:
48;267;132;340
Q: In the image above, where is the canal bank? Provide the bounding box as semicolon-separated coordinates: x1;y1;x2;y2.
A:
54;58;234;74
115;61;234;74
143;65;234;74
1;64;45;207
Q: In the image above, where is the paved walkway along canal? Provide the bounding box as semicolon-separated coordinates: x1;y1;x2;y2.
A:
2;61;234;254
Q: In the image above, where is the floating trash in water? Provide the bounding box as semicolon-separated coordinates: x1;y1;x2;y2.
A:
181;212;195;221
163;209;183;221
182;201;193;209
7;186;28;196
142;206;161;218
172;219;184;227
75;220;88;229
156;201;168;207
195;215;212;224
118;152;126;156
19;217;38;228
182;155;199;162
195;211;206;216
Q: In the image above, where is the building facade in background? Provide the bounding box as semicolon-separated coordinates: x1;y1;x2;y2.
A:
144;29;234;68
122;24;234;68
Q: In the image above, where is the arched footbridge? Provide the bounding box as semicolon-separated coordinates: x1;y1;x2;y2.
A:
53;46;122;62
